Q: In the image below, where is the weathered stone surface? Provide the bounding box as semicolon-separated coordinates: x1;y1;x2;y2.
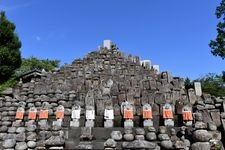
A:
8;127;16;133
76;141;93;149
0;126;8;132
15;142;27;150
202;110;212;124
16;132;26;142
135;135;145;140
191;142;210;150
104;138;117;148
188;88;197;104
158;134;170;141
38;120;49;130
209;131;222;141
193;130;212;142
160;140;173;149
135;128;145;135
2;139;16;148
49;146;64;149
27;141;36;148
2;88;13;95
146;132;157;141
123;133;134;141
80;127;93;140
0;133;7;140
124;128;132;134
208;122;217;131
16;127;25;133
159;126;167;134
26;132;37;141
195;121;207;129
110;131;122;141
2;121;12;126
124;140;156;149
26;124;36;132
45;136;65;146
52;124;62;131
148;127;156;132
174;140;185;149
12;120;23;127
3;133;16;140
38;131;52;140
194;82;202;96
210;111;221;127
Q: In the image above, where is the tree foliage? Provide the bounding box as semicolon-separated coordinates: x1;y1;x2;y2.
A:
184;77;193;89
196;73;225;97
15;57;60;76
209;0;225;59
0;11;22;82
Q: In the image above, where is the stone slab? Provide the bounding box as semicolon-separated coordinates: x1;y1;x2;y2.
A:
164;119;174;127
104;120;114;128
85;120;94;127
143;120;153;127
210;111;221;127
70;120;80;127
194;82;202;96
124;120;134;128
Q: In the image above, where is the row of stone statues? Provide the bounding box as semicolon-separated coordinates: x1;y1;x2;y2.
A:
14;102;194;128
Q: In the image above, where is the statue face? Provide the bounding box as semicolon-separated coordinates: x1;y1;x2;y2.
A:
162;72;167;78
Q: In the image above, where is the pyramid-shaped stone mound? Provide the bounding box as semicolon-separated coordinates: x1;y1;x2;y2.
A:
0;40;224;149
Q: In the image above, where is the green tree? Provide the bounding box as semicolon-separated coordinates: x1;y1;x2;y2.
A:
184;77;193;89
222;71;225;82
196;73;225;97
0;11;22;82
209;0;225;59
15;57;60;76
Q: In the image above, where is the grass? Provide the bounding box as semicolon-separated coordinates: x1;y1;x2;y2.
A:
0;77;18;94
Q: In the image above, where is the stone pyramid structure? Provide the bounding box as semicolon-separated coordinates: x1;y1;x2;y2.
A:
0;40;225;149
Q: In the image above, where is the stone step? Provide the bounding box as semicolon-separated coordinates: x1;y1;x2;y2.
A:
65;140;124;149
65;127;125;140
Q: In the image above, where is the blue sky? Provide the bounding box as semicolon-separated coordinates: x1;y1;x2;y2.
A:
0;0;224;79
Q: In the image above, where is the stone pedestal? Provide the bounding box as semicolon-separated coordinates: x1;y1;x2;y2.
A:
104;120;113;128
124;120;134;127
143;119;153;127
70;119;80;127
12;120;23;127
183;121;192;126
38;120;49;129
80;127;93;140
164;119;174;126
53;119;62;127
85;119;94;127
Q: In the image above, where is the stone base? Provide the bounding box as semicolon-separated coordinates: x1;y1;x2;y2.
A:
53;120;62;127
12;120;23;127
85;120;94;127
164;119;174;126
70;120;80;127
25;120;35;126
104;120;114;128
143;120;153;127
80;127;93;140
38;120;49;130
76;141;93;149
124;120;133;128
183;121;192;126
